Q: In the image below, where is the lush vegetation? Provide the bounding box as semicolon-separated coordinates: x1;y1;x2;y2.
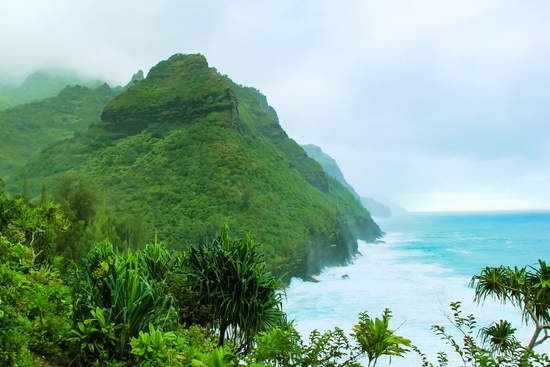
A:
3;54;549;366
1;184;549;366
6;53;381;279
0;83;122;182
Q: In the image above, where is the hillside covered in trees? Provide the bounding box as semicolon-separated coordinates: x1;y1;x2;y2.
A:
0;83;123;181
2;53;381;278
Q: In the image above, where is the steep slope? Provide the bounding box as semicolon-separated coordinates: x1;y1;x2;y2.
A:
19;54;382;277
0;70;104;110
0;84;123;182
301;144;361;198
301;144;392;218
360;197;392;218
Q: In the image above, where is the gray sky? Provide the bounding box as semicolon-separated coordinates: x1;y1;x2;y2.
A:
2;0;549;211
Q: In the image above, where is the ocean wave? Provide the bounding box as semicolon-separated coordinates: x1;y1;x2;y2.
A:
285;213;550;365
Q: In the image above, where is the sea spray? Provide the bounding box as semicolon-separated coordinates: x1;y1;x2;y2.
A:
284;212;550;366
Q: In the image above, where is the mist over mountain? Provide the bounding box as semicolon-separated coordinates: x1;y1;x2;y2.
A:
124;70;145;88
364;193;408;216
0;83;123;181
301;143;395;218
301;144;360;198
0;70;105;110
5;53;382;278
359;197;392;218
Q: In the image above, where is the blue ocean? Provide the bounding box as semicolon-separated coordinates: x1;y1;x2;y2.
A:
284;211;550;366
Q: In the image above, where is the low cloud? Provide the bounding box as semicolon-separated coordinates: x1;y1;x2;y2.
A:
2;0;549;211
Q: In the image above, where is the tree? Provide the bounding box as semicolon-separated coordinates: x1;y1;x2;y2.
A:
184;223;285;352
470;260;550;355
0;186;72;366
0;186;69;265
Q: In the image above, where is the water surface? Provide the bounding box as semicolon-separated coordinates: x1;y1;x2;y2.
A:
284;211;550;366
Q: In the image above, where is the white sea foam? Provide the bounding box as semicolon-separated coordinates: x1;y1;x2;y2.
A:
284;238;548;366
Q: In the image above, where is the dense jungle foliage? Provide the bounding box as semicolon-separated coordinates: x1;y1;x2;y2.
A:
0;83;123;182
2;183;550;367
3;53;381;278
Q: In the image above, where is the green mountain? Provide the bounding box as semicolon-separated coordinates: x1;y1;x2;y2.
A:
0;70;104;110
0;83;123;182
15;54;381;277
301;144;392;218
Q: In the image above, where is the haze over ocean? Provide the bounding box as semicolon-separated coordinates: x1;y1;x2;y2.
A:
284;211;550;366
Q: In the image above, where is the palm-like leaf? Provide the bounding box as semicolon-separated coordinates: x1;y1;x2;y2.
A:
471;260;550;353
525;260;550;324
185;223;284;352
351;308;411;367
480;319;517;355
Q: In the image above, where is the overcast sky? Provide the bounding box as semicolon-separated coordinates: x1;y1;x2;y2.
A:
1;0;549;211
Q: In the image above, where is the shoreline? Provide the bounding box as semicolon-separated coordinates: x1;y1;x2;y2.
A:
285;222;550;365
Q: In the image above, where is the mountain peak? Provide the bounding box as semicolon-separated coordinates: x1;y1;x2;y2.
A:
124;69;145;88
101;53;239;135
146;53;209;81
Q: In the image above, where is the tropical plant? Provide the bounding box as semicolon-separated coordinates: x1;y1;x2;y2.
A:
0;185;69;265
302;327;358;367
140;240;182;282
185;223;285;352
480;320;517;356
70;307;122;364
249;325;303;367
191;347;231;367
0;187;72;365
351;309;411;367
70;242;177;363
250;310;410;367
130;323;188;366
470;260;550;353
415;301;550;367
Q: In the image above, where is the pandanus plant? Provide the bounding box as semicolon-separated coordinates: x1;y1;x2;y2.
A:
470;260;550;356
480;319;517;356
185;223;285;353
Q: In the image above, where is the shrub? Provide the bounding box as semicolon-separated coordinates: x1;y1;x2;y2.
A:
70;242;177;364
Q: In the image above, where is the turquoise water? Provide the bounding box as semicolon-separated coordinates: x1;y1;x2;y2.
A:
284;211;550;366
380;211;550;277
